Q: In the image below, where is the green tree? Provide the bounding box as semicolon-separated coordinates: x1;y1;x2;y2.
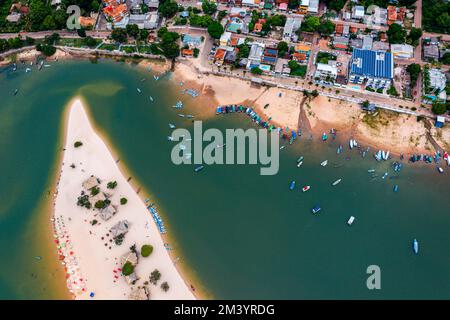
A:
406;63;421;87
251;67;263;75
386;23;407;44
161;281;170;292
111;28;128;43
301;15;320;33
269;14;286;27
77;28;87;38
277;41;288;57
120;197;128;205
149;269;161;285
323;0;346;12
406;27;423;46
36;44;56;56
74;141;83;148
432;102;447;115
202;0;217;15
207;21;224;39
126;24;140;39
84;36;97;47
158;0;179;18
139;29;149;41
107;181;117;189
441;52;450;65
318;20;335;36
29;0;51;31
42;15;57;30
122;261;135;276
91;0;100;12
141;244;154;257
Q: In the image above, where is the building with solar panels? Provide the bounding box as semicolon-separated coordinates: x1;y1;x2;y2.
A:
349;49;394;89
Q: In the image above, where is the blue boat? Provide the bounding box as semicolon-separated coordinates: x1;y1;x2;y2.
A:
393;185;399;192
289;181;296;190
413;239;419;254
312;205;321;214
322;133;328;141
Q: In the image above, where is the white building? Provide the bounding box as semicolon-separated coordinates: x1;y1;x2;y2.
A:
247;42;265;69
352;6;365;19
390;44;414;59
220;31;232;46
308;0;319;14
128;12;159;29
428;68;447;93
314;63;338;82
283;17;301;42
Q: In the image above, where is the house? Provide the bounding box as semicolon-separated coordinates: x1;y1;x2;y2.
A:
283;17;301;42
224;49;238;64
129;287;150;300
294;43;311;61
352;6;365;20
6;13;21;23
293;52;307;62
387;5;397;24
214;48;227;65
333;36;349;50
428;68;447;94
230;7;247;17
262;47;278;65
350;38;363;49
181;49;194;57
335;24;344;36
242;0;259;7
435;116;445;128
343;25;350;36
90;192;106;205
299;0;309;14
308;0;319;14
274;58;291;75
99;205;117;221
314;63;338;82
79;16;96;28
128;13;159;29
390;44;414;59
349;49;394;89
372;41;390;51
82;176;99;190
423;43;440;61
182;34;202;48
362;35;373;50
103;2;129;29
110;220;130;238
247;43;265;69
220;31;232;46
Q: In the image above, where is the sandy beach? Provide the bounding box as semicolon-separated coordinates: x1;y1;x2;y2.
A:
53;98;195;300
173;61;449;156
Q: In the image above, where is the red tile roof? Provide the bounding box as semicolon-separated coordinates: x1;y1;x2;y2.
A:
387;6;397;21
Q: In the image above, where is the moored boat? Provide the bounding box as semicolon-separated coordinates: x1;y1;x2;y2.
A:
302;185;310;192
194;165;204;173
393;185;399;192
320;160;328;167
297;161;303;167
347;216;355;226
311;205;321;214
289;181;296;190
413;239;419;254
438;167;444;173
136;88;141;93
332;179;342;186
322;133;328;141
297;156;304;163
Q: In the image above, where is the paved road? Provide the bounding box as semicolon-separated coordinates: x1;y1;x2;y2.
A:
0;30;111;39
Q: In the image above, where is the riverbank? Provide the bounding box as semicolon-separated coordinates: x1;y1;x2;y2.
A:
172;61;449;157
53;97;195;299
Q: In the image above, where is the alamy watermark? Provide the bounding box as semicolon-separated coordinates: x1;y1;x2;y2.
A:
170;121;280;176
366;265;381;290
66;5;81;30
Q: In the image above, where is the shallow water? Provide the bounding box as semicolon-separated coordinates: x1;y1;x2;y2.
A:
0;60;449;299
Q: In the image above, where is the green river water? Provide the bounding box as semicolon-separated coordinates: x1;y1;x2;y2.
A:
0;59;449;299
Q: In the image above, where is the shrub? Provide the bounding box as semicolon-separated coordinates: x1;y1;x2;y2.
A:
122;261;134;276
161;282;170;292
141;244;154;257
149;269;161;285
107;181;118;189
90;187;100;196
74;141;83;148
120;197;128;205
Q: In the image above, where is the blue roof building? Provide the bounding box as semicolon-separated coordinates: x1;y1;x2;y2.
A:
182;34;202;48
349;49;394;89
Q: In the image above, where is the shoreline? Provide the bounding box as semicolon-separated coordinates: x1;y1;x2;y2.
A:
53;97;197;299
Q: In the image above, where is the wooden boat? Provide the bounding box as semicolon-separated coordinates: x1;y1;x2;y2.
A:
332;179;342;186
368;169;375;173
393;185;399;192
302;185;310;192
168;124;175;129
297;161;303;168
320;160;328;167
413;239;419;254
297;156;304;163
137;88;141;93
347;216;355;226
13;89;19;95
438;167;444;173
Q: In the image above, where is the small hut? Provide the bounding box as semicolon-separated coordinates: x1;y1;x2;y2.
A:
129;287;150;300
99;205;117;221
111;220;130;238
82;176;99;190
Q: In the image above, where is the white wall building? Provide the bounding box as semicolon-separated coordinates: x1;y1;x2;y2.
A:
283;17;301;43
